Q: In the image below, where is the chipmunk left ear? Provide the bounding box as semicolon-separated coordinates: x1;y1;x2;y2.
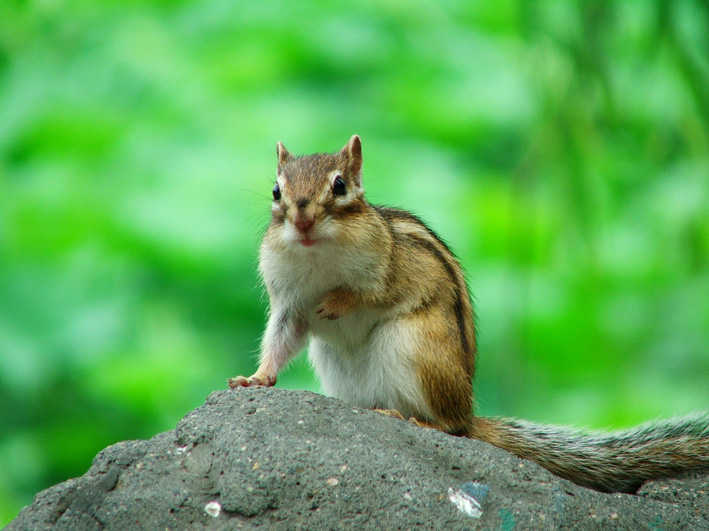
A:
341;135;362;181
277;141;290;168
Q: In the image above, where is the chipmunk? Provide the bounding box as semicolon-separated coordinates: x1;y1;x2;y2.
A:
228;135;709;494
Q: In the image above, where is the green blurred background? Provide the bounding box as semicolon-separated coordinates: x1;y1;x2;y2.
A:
2;0;708;523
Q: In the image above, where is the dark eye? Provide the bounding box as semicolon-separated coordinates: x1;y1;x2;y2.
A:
272;183;281;201
333;176;346;196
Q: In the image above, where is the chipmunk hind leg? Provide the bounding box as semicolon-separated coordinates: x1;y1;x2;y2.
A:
415;356;473;435
412;313;474;435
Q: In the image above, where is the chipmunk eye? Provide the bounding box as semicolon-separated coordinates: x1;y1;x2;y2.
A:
333;176;346;196
272;183;281;201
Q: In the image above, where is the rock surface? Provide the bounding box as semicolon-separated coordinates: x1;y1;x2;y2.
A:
6;388;709;530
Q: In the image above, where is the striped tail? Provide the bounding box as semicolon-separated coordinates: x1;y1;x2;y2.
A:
469;412;709;493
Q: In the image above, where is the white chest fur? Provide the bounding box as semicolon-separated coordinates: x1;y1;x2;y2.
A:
261;241;383;349
260;239;431;420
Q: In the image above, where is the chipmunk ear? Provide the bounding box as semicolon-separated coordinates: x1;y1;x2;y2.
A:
276;141;290;168
341;135;362;180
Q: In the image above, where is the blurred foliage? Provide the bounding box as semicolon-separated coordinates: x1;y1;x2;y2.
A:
1;0;709;523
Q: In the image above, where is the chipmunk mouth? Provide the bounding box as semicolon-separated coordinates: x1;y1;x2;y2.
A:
288;220;333;248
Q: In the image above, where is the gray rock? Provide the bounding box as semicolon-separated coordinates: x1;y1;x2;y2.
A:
6;388;709;530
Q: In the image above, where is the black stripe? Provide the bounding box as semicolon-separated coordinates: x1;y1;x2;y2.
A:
271;211;285;224
329;201;366;217
377;206;398;256
373;205;474;361
404;233;471;358
341;202;365;214
373;206;447;249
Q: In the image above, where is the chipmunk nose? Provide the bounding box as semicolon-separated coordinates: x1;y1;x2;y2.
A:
294;217;315;234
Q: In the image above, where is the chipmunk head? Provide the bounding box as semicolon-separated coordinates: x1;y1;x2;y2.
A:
270;135;366;248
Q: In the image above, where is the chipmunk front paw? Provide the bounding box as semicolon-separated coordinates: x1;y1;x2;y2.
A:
228;374;277;388
315;289;357;320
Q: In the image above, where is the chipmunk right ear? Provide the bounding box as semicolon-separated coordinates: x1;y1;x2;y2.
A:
277;141;290;167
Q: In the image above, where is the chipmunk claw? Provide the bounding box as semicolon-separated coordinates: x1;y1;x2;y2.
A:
315;304;341;320
315;289;356;320
228;374;277;388
373;409;439;430
408;417;438;429
373;408;406;420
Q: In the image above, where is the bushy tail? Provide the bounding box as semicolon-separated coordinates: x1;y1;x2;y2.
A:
468;413;709;493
